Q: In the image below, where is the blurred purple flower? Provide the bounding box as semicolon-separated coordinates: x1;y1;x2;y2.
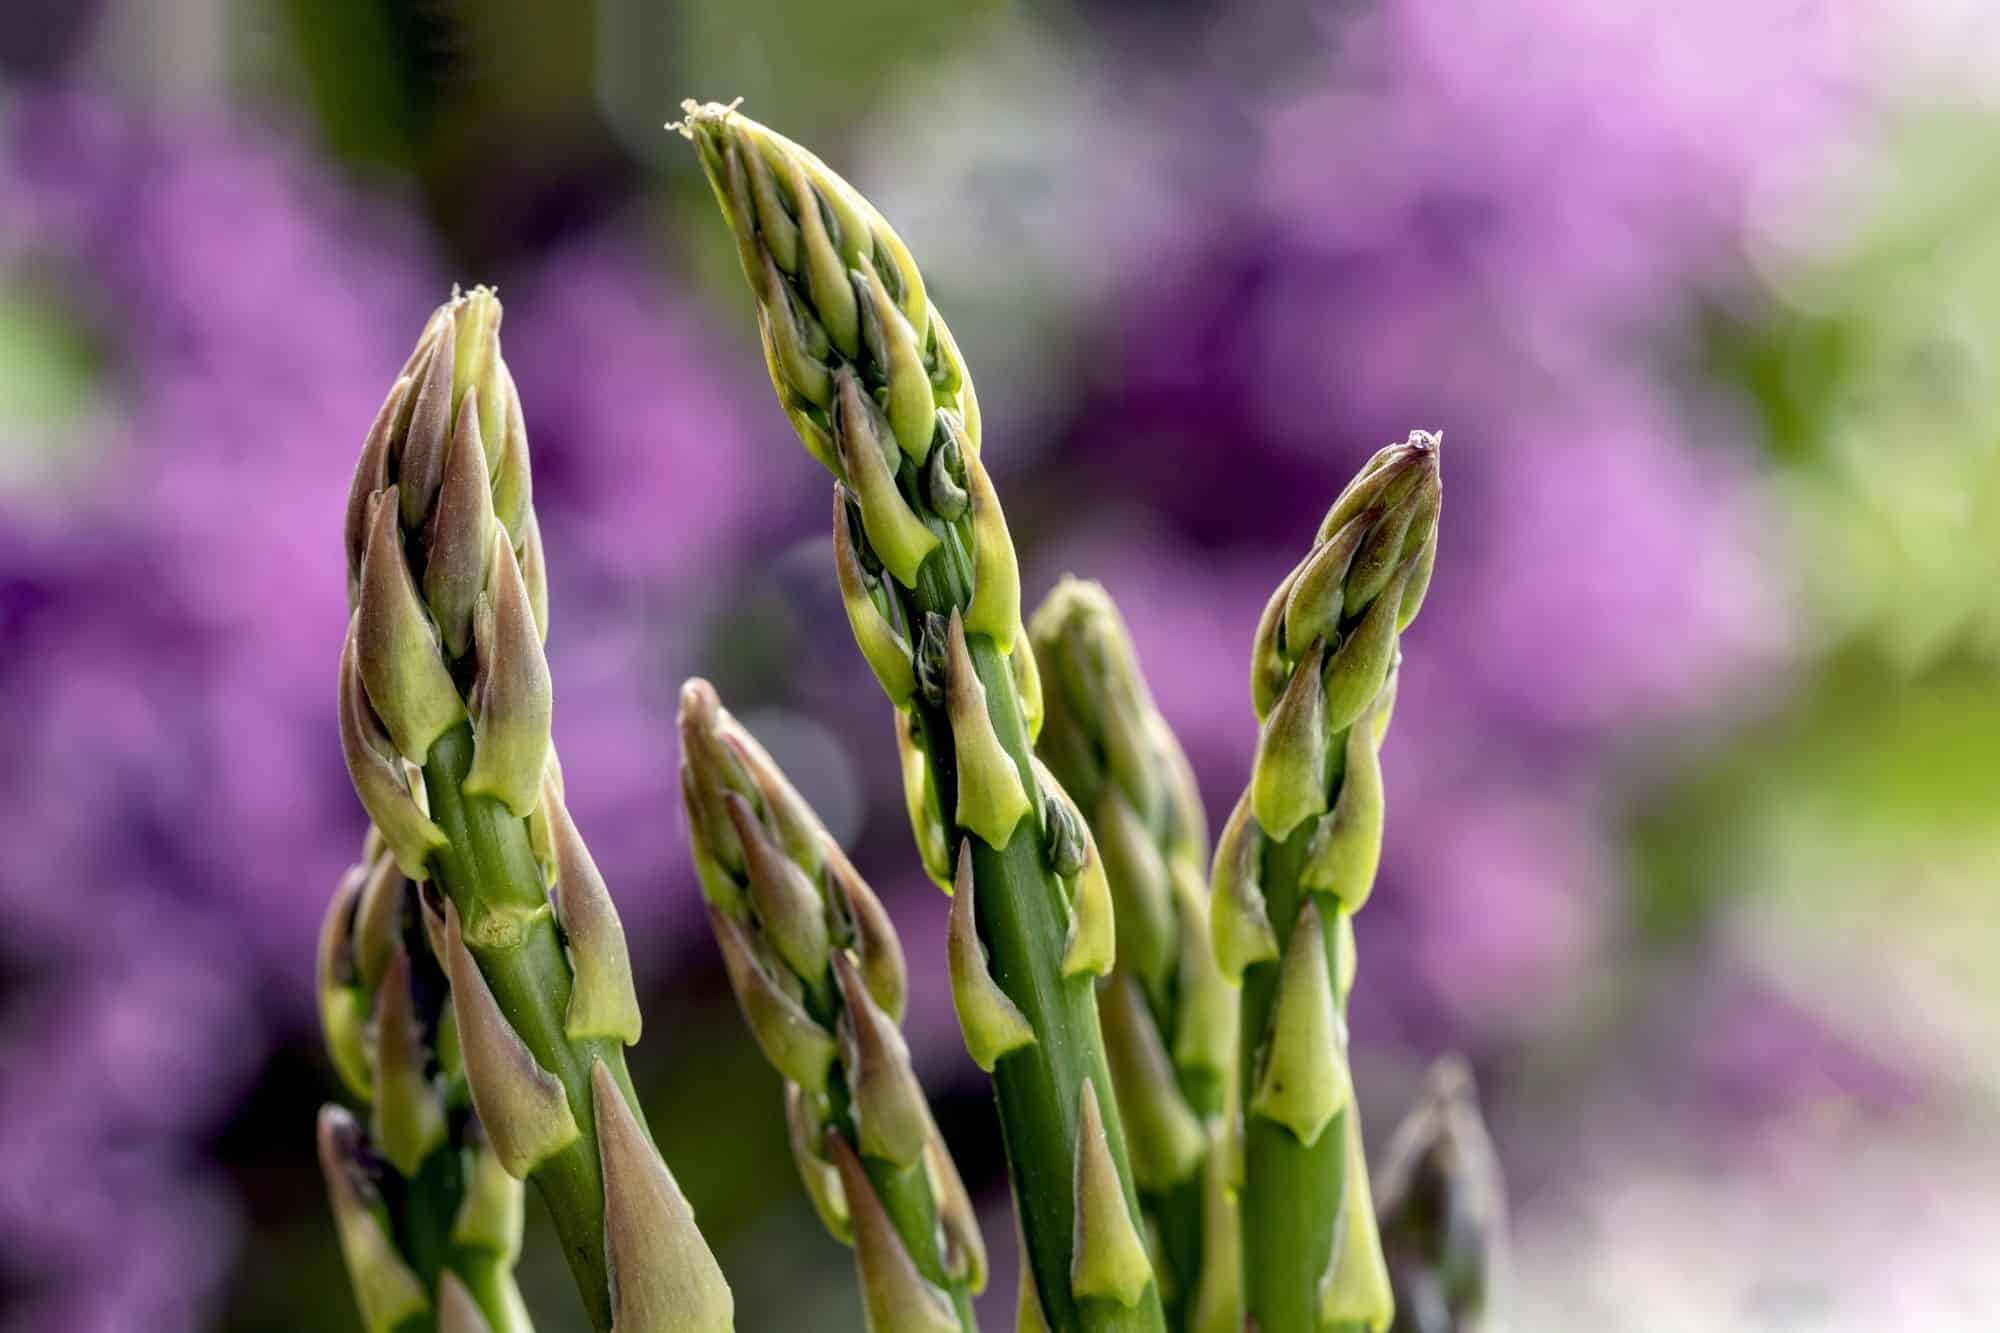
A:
1026;0;1866;1052
502;222;786;946
0;88;780;1329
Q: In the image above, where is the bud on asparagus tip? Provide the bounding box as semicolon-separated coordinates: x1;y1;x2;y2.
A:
826;843;908;1024
833;951;930;1168
725;790;833;986
708;903;837;1093
462;532;554;818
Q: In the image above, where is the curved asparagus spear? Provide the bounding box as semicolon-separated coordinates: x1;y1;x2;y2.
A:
1212;433;1442;1333
1028;579;1241;1333
676;101;1163;1333
1376;1059;1507;1333
317;831;536;1333
338;287;731;1332
679;678;986;1332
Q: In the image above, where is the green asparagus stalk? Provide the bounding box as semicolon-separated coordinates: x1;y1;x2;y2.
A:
676;101;1163;1333
679;678;986;1332
1376;1059;1507;1333
338;287;731;1332
1212;432;1442;1333
1027;579;1241;1333
317;830;536;1333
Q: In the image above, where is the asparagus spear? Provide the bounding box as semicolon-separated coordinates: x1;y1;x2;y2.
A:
317;831;535;1333
1376;1059;1507;1333
1027;579;1241;1333
679;678;986;1332
1212;433;1442;1333
676;101;1163;1333
337;287;731;1332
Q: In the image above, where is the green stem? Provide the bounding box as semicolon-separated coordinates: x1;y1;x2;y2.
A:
1149;1177;1203;1332
396;1145;462;1290
423;723;644;1333
1238;822;1352;1333
921;612;1164;1333
820;996;980;1329
451;1249;537;1333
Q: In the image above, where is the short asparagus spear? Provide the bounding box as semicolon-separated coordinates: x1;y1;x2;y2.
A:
338;287;731;1332
1028;579;1241;1333
679;678;986;1332
1376;1059;1507;1333
317;831;536;1333
676;101;1163;1333
1213;433;1442;1333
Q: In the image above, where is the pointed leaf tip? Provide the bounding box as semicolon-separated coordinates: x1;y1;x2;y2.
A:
317;1106;430;1333
338;626;447;880
1210;793;1277;982
945;610;1031;849
725;789;831;986
1249;897;1350;1146
828;1133;960;1333
444;902;580;1177
1318;1109;1395;1331
960;439;1019;651
549;796;643;1044
354;487;465;762
1070;1079;1154;1308
832;951;929;1169
708;903;837;1093
462;532;553;818
946;845;1035;1071
592;1060;736;1333
1250;637;1330;842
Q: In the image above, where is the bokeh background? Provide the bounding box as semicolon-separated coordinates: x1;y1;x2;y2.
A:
4;1;1998;1329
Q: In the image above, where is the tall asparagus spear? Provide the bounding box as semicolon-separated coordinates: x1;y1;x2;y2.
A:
679;678;986;1333
1376;1059;1507;1333
1212;433;1442;1333
338;287;731;1332
676;101;1163;1333
1028;579;1241;1333
317;831;535;1333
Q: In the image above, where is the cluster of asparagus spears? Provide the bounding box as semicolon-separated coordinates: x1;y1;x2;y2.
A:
317;105;1506;1333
